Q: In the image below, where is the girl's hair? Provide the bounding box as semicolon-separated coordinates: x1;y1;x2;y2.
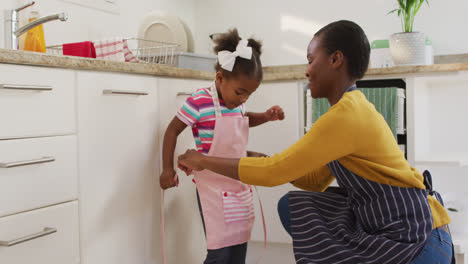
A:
315;20;370;79
213;28;263;81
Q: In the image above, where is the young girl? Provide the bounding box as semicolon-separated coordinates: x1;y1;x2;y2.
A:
160;29;284;264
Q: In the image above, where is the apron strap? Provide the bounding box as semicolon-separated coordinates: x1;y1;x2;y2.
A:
422;170;456;264
210;83;222;118
254;186;267;264
345;84;357;93
160;190;166;264
160;175;179;264
423;170;445;206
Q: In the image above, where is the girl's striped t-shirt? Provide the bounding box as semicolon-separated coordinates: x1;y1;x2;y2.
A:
177;87;245;154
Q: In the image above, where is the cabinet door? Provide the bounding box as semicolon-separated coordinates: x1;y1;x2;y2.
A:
157;77;211;264
245;81;301;243
406;73;468;194
77;72;159;264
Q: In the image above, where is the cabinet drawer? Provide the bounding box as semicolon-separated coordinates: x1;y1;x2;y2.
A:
0;201;80;264
0;136;78;217
0;64;75;139
78;70;153;95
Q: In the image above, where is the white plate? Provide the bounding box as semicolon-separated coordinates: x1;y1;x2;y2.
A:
137;11;188;52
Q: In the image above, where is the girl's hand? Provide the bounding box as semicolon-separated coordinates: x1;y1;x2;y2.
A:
160;168;178;190
265;105;285;121
178;149;205;174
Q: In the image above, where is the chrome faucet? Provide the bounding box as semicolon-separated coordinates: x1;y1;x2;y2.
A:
4;1;68;50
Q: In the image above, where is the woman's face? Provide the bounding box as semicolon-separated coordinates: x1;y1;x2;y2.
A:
306;36;333;98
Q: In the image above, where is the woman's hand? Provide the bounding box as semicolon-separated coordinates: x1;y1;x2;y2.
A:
247;151;269;158
177;149;205;175
179;150;241;180
265;105;285;121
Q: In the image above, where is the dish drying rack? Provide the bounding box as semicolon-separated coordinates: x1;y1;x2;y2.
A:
46;38;180;65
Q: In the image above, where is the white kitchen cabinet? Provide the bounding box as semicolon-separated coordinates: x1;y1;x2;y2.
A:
388;72;468;196
406;72;468;167
405;72;468;258
0;135;78;217
157;77;212;264
245;81;301;243
77;71;160;264
0;201;80;264
0;64;75;139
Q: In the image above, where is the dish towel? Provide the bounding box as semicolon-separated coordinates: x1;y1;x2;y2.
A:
311;87;405;139
93;38;139;62
62;41;96;58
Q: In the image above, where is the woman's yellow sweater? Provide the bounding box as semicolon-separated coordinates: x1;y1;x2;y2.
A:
239;90;449;228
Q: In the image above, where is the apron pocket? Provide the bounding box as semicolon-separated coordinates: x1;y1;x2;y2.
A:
222;188;254;223
372;220;406;240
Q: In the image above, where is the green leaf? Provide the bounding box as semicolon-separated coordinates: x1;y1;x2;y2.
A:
414;0;425;15
398;0;406;10
448;208;459;212
405;0;413;15
390;0;430;32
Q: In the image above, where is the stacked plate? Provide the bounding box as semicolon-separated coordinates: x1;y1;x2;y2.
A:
137;11;194;52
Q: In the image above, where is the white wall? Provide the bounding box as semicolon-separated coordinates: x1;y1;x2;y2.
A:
3;0;467;66
1;0;196;49
194;0;468;66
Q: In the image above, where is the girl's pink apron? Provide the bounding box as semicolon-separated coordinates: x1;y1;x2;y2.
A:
194;83;254;250
161;83;266;263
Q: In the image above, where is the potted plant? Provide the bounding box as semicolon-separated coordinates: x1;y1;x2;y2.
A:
388;0;429;65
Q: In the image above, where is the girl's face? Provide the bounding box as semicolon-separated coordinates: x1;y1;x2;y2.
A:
305;36;334;98
216;73;260;109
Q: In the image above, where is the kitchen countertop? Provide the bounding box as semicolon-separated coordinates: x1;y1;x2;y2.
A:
1;48;468;82
262;63;468;81
0;48;215;80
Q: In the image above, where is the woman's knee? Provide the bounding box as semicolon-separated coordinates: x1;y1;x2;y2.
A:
277;193;292;235
277;193;290;214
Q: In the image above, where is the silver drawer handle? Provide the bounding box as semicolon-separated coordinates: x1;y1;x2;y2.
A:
0;156;55;168
103;89;148;96
176;92;193;97
0;84;53;91
0;227;57;247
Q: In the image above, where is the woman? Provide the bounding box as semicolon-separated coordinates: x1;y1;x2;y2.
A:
178;20;453;264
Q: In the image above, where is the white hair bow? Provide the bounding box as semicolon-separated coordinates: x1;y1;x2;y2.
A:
217;39;252;72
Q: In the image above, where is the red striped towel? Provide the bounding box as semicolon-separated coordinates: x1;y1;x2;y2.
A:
93;38;139;62
123;40;138;62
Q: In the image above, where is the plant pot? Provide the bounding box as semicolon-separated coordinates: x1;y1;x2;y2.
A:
389;32;426;65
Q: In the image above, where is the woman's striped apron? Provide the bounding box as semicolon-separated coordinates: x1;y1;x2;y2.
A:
289;160;433;264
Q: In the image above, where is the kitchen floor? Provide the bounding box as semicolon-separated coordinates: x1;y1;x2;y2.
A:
247;241;295;264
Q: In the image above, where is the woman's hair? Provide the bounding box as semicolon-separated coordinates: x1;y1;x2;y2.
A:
213;28;263;81
315;20;370;79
